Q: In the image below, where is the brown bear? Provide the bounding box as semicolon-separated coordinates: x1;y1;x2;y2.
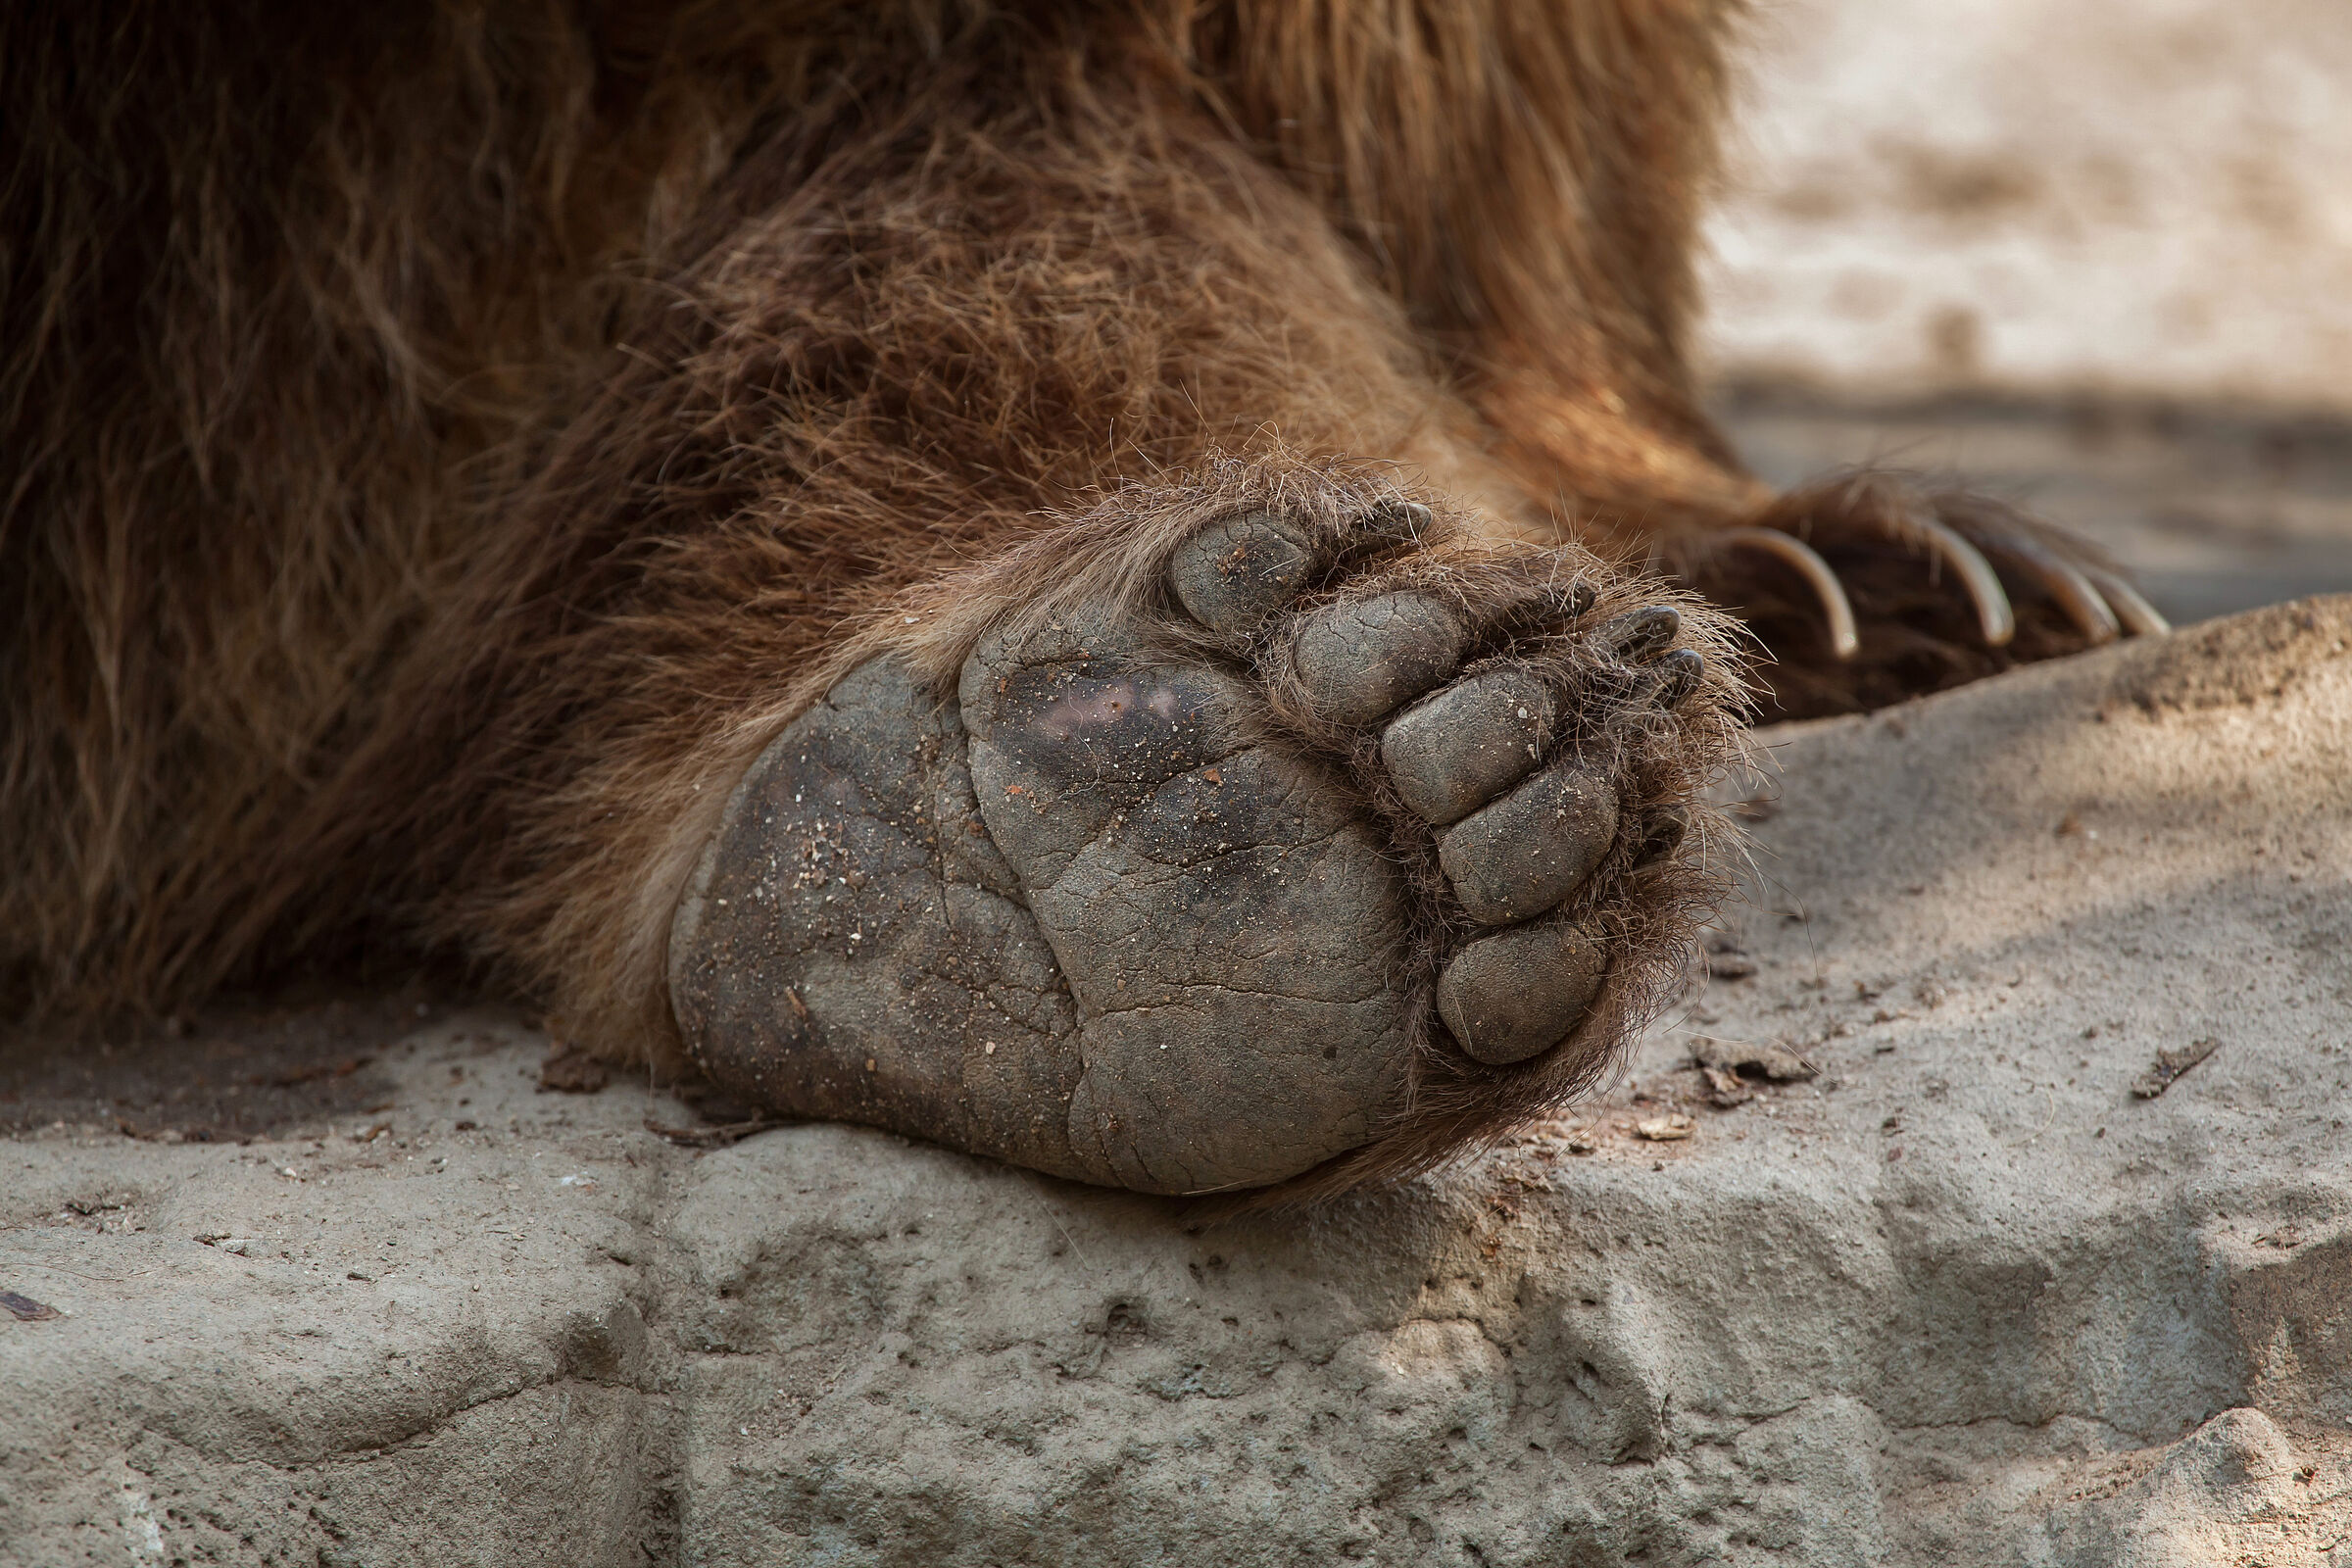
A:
1;0;2160;1196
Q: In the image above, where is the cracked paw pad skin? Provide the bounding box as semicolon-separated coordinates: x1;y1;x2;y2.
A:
671;489;1746;1197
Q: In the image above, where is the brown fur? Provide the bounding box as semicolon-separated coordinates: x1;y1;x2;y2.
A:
1;1;2095;1143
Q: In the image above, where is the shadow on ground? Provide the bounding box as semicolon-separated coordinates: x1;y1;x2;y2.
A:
0;988;442;1143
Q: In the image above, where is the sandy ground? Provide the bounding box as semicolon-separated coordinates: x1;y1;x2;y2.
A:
1699;0;2352;410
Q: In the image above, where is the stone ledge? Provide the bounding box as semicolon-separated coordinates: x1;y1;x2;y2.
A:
5;599;2351;1566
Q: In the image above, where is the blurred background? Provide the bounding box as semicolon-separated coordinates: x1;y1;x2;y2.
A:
1698;0;2352;626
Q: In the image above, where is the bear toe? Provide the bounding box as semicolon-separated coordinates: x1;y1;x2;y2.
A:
1436;918;1610;1066
1436;762;1621;926
1167;512;1318;635
1288;592;1468;725
1380;665;1557;826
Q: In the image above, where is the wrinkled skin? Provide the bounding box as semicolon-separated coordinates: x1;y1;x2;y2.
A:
671;506;1727;1194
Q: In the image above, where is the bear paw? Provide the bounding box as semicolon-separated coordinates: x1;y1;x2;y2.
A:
1684;473;2168;721
670;491;1744;1195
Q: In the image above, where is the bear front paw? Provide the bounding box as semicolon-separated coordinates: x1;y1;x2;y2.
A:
670;480;1745;1196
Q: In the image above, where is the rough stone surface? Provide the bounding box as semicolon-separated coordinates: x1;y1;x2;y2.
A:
6;597;2352;1566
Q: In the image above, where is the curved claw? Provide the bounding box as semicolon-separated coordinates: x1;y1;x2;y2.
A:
1905;511;2016;648
1977;534;2121;646
1719;528;1860;661
2081;566;2171;637
1593;606;1682;661
1643;648;1705;709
